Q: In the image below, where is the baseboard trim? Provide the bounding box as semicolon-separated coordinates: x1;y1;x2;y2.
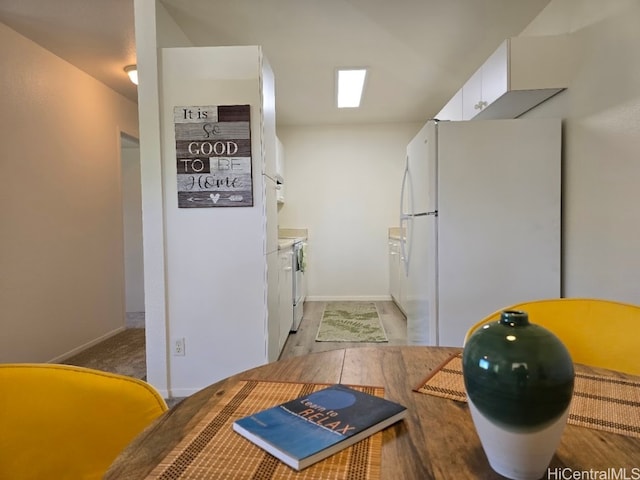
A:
306;295;392;302
48;326;126;363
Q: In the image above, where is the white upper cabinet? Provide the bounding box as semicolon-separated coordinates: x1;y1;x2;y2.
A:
461;67;484;120
275;136;285;182
262;59;277;179
440;34;571;121
275;136;285;203
481;40;510;108
436;89;463;121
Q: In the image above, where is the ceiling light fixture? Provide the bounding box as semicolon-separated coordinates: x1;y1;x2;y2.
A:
124;65;138;85
337;68;367;108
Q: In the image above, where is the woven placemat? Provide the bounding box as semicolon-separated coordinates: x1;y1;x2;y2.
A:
415;354;640;439
145;380;383;479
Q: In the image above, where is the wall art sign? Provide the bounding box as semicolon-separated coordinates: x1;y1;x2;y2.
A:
174;104;253;208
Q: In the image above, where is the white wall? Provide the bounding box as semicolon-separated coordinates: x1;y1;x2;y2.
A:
277;123;421;300
134;0;194;395
160;46;271;395
0;22;140;362
519;0;640;303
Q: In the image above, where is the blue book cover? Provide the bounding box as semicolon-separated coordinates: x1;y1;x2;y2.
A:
232;384;407;470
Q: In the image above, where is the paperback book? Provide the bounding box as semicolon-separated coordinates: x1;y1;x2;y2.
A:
233;383;407;471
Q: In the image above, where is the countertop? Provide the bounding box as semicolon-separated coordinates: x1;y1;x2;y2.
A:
388;227;405;241
277;228;308;250
277;237;304;250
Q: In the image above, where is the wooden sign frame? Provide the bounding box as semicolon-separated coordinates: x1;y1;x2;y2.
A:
174;104;253;208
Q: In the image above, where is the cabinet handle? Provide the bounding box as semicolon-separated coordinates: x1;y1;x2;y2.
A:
474;100;488;110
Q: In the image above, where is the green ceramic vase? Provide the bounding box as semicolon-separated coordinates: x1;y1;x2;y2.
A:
462;310;575;480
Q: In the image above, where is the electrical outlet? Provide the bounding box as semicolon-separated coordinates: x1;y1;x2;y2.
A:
173;337;185;356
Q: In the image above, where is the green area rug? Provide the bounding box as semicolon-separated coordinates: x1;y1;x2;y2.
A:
315;302;389;342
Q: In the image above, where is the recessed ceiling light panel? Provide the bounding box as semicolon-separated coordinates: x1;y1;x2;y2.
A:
337;68;367;108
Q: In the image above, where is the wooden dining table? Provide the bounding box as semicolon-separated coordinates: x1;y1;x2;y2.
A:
105;346;640;479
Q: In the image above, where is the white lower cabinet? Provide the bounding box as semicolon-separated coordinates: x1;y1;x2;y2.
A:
389;239;402;308
278;246;294;353
267;251;280;362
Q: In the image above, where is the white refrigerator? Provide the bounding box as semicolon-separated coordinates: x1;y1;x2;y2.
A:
400;118;561;347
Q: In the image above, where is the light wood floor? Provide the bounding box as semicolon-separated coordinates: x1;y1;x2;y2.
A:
279;300;407;360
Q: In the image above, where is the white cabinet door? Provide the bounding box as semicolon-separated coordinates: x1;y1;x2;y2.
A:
462;68;483;120
462;41;508;120
436;89;463;121
276;136;285;180
389;240;401;303
266;250;280;362
262;58;277;179
278;247;294;352
265;176;278;254
456;36;568;121
481;40;508;107
275;136;285;204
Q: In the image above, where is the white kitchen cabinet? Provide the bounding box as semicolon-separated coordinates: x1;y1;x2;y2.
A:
275;136;285;203
275;136;285;181
389;239;401;304
462;67;484;120
435;89;463;121
458;35;570;120
462;40;509;118
462;40;512;119
263;66;277;180
389;235;409;315
265;159;278;255
278;246;294;352
267;251;280;362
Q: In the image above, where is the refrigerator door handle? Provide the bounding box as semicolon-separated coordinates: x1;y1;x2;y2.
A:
399;215;410;276
399;157;411;276
400;157;411;218
411;211;438;217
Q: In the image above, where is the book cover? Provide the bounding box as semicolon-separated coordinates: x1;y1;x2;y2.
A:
232;383;407;470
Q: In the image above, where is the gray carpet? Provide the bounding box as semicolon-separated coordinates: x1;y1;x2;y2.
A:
63;328;146;380
63;326;185;407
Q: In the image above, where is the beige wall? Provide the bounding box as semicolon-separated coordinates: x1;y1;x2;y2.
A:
519;0;640;303
0;22;140;362
277;123;420;300
121;143;145;313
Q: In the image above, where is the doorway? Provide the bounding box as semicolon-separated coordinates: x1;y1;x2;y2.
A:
120;133;145;329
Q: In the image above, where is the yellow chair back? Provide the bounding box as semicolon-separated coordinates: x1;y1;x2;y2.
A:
464;298;640;376
0;363;168;479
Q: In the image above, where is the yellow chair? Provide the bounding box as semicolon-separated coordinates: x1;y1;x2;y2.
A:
0;363;168;480
464;298;640;376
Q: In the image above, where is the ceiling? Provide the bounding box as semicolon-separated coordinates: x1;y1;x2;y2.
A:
0;0;550;127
